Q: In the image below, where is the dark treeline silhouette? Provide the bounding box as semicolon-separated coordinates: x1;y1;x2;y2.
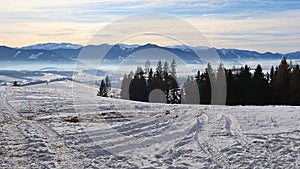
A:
118;57;300;106
121;59;181;104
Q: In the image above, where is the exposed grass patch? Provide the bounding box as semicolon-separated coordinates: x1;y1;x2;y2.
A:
64;116;79;123
0;120;9;124
164;110;171;115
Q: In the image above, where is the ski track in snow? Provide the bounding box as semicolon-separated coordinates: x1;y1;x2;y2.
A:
0;81;299;168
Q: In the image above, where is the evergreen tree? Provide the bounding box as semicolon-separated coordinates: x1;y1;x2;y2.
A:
170;59;177;80
153;70;163;90
105;75;111;90
270;66;275;84
198;64;213;104
183;76;199;104
135;66;144;75
253;64;270;105
120;74;131;100
145;59;151;74
129;68;147;102
269;65;275;101
162;61;170;102
163;61;169;79
206;63;215;82
119;57;300;106
272;57;290;105
237;65;253;105
289;65;300;105
97;80;108;97
167;60;181;104
214;63;226;105
156;60;163;75
148;68;153;79
225;69;235;105
147;68;154;98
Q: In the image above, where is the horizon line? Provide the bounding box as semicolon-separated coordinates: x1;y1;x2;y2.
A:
1;42;300;55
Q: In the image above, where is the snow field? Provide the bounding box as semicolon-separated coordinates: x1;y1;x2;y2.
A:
0;81;299;168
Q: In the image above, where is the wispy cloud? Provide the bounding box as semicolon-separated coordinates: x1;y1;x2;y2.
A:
0;0;300;52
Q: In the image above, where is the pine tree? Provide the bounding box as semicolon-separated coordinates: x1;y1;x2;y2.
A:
253;64;270;105
225;69;235;105
183;76;199;104
237;65;253;105
133;76;147;101
197;73;210;104
148;68;153;79
145;59;151;74
289;64;300;105
153;70;163;90
206;63;214;81
163;61;170;102
168;60;181;104
97;80;108;97
214;63;226;105
170;59;177;80
105;76;111;90
199;63;214;104
272;57;290;105
120;74;131;100
135;66;144;75
129;68;147;102
270;66;275;83
156;60;163;75
147;68;154;98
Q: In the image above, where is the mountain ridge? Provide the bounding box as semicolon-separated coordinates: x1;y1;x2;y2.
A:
0;43;299;63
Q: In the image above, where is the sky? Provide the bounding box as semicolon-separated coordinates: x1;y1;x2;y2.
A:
0;0;300;53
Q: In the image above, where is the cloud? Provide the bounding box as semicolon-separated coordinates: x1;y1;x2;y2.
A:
0;0;300;52
186;9;300;52
0;22;107;47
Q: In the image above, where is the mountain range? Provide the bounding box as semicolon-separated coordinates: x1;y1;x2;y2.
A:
0;43;299;64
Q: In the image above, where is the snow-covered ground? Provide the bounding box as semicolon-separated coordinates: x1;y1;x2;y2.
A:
0;73;65;86
0;81;299;168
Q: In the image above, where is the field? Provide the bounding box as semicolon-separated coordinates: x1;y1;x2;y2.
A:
0;81;299;168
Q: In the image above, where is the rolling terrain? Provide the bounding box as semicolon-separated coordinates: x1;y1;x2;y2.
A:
0;81;299;168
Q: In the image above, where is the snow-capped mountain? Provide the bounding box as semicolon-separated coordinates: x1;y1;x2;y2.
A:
0;46;71;61
167;45;193;51
167;45;209;52
21;43;82;50
1;43;299;64
116;43;140;51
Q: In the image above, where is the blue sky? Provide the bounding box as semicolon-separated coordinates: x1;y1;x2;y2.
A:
1;0;300;52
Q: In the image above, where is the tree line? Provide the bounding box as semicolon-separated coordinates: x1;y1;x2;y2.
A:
98;57;300;106
120;59;181;104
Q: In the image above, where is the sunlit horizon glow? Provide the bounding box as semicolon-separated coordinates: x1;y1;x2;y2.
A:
0;0;300;53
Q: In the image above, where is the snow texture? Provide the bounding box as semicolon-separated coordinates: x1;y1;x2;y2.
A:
0;81;299;168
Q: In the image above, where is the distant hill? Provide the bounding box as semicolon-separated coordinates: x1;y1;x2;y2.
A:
0;43;299;64
21;43;82;50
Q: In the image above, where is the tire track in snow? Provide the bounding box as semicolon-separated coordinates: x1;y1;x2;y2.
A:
195;111;233;168
221;111;300;168
0;89;72;168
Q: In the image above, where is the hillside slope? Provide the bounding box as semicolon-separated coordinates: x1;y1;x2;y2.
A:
0;81;299;168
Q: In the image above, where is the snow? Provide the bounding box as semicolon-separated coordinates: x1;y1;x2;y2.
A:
0;81;299;168
0;72;65;86
28;52;43;60
167;45;192;52
21;43;82;50
116;44;140;51
14;51;21;58
166;45;209;51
